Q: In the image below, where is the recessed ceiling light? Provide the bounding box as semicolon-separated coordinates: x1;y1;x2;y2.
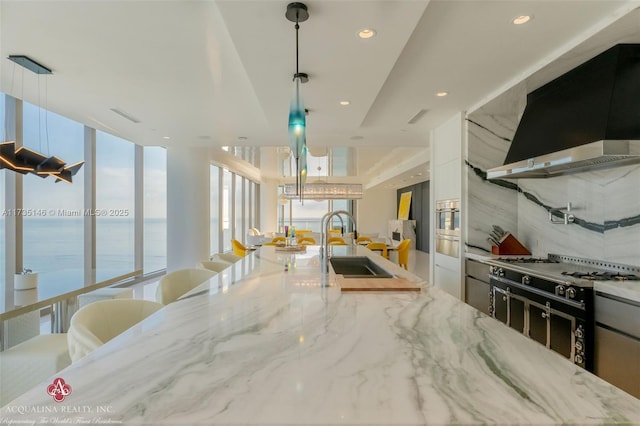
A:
358;29;376;39
436;91;448;97
512;15;531;25
349;135;364;140
238;136;248;140
339;100;350;106
162;136;171;140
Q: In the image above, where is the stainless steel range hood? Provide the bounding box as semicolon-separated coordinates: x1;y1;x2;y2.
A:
487;44;640;180
487;140;640;179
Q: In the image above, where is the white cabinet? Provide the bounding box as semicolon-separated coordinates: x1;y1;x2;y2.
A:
434;257;462;299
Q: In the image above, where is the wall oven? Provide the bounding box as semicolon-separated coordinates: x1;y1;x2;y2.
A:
435;199;460;257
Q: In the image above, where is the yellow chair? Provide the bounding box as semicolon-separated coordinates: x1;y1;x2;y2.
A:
327;236;346;245
231;239;248;257
262;242;277;246
298;236;315;245
272;237;286;244
294;229;312;237
328;229;342;235
356;236;373;244
366;242;388;259
395;239;411;270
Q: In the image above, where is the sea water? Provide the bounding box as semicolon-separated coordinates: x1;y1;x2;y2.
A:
0;218;167;288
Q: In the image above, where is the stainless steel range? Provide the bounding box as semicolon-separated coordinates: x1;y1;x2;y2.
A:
485;254;640;372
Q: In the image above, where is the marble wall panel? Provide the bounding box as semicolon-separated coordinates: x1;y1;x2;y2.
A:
466;88;640;264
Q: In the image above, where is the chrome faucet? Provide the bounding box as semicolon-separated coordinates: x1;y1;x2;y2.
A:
320;210;357;272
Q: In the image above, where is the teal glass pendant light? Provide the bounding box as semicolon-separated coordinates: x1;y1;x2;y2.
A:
286;2;309;199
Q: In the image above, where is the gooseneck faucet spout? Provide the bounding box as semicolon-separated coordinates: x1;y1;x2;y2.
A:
320;210;357;272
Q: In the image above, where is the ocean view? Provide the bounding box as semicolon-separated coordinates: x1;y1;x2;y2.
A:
0;218;166;288
0;217;332;288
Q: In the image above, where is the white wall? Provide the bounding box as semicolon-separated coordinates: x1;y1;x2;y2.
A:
431;112;465;299
356;186;397;238
166;147;210;271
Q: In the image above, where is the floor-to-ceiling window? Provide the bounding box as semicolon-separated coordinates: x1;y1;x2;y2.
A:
285;198;329;233
96;131;135;271
143;146;166;273
222;169;232;251
210;165;220;254
234;173;244;242
331;199;353;233
0;93;5;289
22;102;84;273
244;178;251;233
0;167;4;290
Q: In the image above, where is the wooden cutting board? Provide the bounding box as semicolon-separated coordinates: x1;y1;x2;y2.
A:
337;276;421;292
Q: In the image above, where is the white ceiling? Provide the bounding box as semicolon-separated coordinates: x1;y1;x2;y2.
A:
1;0;639;189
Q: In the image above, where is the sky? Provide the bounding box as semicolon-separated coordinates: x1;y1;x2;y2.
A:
2;96;167;218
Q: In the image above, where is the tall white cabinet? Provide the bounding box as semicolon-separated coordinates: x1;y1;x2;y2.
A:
430;113;465;299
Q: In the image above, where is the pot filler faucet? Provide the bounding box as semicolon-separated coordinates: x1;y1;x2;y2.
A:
320;210;357;272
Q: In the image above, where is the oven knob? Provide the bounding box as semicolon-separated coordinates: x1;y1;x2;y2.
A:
555;285;566;296
522;275;531;285
575;354;584;365
566;287;577;299
497;268;504;277
575;340;584;352
575;327;584;339
489;266;495;274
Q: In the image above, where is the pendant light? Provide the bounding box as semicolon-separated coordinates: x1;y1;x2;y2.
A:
0;55;84;183
286;2;309;200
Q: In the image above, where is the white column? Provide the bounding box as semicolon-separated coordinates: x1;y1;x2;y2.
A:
259;178;278;233
83;126;96;280
166;147;210;272
134;145;144;272
3;96;21;313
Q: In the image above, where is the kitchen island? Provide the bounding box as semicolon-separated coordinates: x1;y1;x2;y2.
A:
2;245;639;425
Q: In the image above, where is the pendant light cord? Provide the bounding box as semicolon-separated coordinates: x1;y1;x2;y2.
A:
295;19;300;78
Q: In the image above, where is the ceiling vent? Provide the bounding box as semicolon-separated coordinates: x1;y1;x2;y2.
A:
407;109;428;124
110;108;140;124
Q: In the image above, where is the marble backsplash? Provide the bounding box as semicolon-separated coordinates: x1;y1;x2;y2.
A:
466;111;640;265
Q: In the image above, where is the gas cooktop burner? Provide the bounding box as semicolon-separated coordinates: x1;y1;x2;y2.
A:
561;271;640;281
497;257;559;264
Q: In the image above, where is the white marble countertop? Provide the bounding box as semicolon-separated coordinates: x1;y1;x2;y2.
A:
2;245;640;425
465;250;640;304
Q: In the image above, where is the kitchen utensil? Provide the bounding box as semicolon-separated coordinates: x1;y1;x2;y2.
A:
492;225;506;238
490;230;503;242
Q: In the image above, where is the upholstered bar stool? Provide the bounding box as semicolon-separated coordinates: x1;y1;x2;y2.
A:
67;299;163;363
155;268;217;305
197;260;231;273
212;252;243;264
78;287;134;309
0;333;71;406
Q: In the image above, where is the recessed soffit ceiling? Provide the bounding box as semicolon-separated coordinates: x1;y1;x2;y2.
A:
0;1;638;188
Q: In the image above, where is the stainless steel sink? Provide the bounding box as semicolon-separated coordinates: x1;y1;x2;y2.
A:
329;256;393;278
